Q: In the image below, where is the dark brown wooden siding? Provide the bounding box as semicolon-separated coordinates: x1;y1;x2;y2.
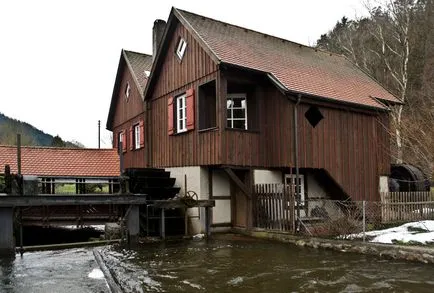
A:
220;73;391;201
152;21;217;99
112;64;144;130
148;21;219;167
112;63;146;169
113;118;146;168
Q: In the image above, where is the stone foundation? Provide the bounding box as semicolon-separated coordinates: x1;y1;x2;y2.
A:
233;228;434;264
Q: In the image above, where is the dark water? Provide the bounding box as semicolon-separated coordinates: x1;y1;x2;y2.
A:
1;235;434;292
98;235;434;292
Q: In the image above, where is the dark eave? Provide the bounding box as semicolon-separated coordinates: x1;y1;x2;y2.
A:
106;51;126;131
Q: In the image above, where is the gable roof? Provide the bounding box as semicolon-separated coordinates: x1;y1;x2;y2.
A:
0;145;120;177
145;7;401;109
106;50;152;130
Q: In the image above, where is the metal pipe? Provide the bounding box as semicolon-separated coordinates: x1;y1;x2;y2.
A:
98;120;101;149
17;134;21;176
293;94;302;232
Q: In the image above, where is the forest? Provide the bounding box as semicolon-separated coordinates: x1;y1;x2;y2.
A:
0;112;81;147
316;0;433;178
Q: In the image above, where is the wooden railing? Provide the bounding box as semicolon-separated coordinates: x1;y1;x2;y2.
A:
253;184;295;232
381;191;434;223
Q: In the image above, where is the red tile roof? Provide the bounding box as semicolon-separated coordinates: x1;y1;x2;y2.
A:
0;145;120;177
175;9;401;109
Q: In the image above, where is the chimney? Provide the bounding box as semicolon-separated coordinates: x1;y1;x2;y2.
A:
152;19;166;62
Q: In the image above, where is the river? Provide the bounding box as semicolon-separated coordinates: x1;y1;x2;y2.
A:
1;234;434;292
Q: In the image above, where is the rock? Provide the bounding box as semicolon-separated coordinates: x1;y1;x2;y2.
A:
296;240;306;247
105;223;121;240
193;233;205;240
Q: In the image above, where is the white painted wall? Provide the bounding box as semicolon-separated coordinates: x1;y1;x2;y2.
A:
379;176;389;193
304;171;342;219
212;169;231;226
253;169;282;184
306;171;328;199
165;166;208;234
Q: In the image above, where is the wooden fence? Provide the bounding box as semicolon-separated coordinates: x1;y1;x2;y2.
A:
253;184;295;232
381;191;434;223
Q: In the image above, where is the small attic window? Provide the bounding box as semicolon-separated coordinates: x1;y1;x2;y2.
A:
144;70;150;78
176;37;187;60
125;82;131;100
305;106;324;128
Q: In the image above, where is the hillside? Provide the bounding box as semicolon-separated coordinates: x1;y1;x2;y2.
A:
0;112;80;147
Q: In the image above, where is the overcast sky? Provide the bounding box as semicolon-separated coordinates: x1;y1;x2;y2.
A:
0;0;367;148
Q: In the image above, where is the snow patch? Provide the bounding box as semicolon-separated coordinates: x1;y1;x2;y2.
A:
181;280;204;290
350;220;434;244
227;276;244;285
88;268;105;279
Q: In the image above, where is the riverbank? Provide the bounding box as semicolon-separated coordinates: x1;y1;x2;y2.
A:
233;228;434;264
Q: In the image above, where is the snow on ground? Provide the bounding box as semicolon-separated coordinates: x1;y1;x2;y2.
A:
354;220;434;245
88;268;105;279
62;225;105;231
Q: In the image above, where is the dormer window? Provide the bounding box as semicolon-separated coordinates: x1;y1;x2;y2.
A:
176;37;187;60
125;82;131;100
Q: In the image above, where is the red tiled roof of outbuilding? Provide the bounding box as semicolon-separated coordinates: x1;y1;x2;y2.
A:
0;145;120;177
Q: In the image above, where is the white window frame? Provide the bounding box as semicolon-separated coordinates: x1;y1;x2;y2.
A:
125;82;131;99
176;94;187;133
118;132;124;152
227;93;247;130
134;124;140;149
285;174;305;206
176;38;187;60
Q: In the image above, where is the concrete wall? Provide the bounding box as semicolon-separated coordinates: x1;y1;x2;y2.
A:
166;166;208;234
253;169;282;184
379;176;389;193
0;208;15;255
304;171;343;219
211;170;231;229
305;171;328;199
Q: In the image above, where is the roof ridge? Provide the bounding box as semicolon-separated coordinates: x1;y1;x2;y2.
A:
175;8;342;58
123;49;152;57
0;145;117;151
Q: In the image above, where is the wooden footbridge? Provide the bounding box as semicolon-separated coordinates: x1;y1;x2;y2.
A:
0;167;214;256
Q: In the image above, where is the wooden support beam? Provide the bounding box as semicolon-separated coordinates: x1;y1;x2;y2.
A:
224;168;251;199
160;208;165;239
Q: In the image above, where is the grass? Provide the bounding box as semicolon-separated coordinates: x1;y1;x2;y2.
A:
54;183;110;195
407;226;429;233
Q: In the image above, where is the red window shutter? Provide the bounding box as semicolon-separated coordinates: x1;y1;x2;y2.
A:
129;126;134;150
113;133;117;149
121;130;127;153
139;120;145;148
168;96;174;135
186;88;195;130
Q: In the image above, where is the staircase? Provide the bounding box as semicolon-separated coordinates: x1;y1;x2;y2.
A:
123;168;184;236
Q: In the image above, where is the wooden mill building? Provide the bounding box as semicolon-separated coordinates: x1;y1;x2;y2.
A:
106;8;400;232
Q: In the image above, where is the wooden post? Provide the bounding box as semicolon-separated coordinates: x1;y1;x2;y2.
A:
0;207;15;256
160;208;165;239
126;205;140;247
184;207;188;236
205;207;211;237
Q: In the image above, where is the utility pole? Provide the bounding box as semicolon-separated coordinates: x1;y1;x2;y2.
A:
98;120;101;149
